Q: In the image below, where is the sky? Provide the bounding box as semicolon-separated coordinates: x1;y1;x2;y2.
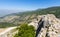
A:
0;0;60;16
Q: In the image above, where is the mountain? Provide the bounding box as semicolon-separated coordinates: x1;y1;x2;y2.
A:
10;6;60;18
0;9;21;17
0;6;60;28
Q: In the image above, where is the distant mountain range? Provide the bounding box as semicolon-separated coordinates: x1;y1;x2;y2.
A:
0;9;22;17
0;6;60;28
8;6;60;18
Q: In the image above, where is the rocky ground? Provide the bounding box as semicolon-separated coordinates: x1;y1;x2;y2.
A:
37;14;60;37
0;27;17;37
0;28;6;33
29;14;60;37
0;14;60;37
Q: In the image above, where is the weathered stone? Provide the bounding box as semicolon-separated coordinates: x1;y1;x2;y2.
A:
36;14;60;37
28;14;60;37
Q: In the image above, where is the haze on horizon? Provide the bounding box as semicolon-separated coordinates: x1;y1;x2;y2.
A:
0;0;60;17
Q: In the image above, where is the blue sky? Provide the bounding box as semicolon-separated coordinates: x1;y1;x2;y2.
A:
0;0;60;10
0;0;60;17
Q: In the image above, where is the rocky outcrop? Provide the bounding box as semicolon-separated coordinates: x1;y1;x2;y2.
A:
36;14;60;37
29;14;60;37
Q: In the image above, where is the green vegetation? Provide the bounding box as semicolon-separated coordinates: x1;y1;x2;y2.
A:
0;6;60;28
14;23;35;37
0;22;17;28
16;6;60;18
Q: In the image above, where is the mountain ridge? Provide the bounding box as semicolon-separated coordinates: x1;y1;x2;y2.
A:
0;6;60;28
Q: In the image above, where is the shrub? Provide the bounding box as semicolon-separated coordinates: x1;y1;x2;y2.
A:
14;23;35;37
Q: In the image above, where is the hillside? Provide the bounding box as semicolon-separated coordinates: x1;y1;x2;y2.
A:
12;6;60;18
0;6;60;28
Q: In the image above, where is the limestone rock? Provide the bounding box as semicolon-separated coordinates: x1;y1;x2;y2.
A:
36;14;60;37
28;14;60;37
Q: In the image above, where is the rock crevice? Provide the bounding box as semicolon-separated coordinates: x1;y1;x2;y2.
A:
36;14;60;37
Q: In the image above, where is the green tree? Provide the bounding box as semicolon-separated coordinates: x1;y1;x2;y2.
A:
14;23;35;37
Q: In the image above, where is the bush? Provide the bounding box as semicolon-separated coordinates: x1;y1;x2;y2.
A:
14;23;35;37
